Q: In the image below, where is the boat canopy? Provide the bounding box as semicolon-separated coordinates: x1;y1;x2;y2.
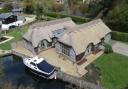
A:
37;60;54;74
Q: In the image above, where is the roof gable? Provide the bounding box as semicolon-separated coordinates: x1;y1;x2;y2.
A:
59;19;111;55
23;17;76;47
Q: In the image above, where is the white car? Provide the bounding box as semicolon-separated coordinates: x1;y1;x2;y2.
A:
2;20;24;30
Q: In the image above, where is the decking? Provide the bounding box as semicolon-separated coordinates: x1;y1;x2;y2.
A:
12;44;103;77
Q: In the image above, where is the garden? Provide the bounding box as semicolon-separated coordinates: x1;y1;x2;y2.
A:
84;53;128;89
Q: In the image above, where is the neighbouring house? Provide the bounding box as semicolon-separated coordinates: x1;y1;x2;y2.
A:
83;0;102;5
0;12;25;30
54;0;64;4
23;18;111;64
0;13;14;21
12;8;23;14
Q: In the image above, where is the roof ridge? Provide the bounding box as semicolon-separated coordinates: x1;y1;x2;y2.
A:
78;19;102;29
66;19;103;34
30;17;72;29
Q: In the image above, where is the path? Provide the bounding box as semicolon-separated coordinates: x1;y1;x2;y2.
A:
110;40;128;56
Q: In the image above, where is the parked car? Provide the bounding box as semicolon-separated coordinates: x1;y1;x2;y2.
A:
0;13;25;30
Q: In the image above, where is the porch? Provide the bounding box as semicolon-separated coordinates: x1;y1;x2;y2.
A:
76;44;103;65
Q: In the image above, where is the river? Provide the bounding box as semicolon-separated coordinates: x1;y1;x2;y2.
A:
0;55;66;89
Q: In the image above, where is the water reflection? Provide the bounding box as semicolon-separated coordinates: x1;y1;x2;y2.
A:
0;55;65;89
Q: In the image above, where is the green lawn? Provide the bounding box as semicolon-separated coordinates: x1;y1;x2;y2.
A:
95;53;128;89
0;27;28;50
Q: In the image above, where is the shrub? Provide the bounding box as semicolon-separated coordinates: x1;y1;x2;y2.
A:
44;12;90;23
111;31;128;42
41;16;56;21
103;43;113;54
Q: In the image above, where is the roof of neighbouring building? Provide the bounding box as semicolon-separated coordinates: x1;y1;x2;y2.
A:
23;17;76;47
0;12;25;21
12;8;22;12
58;19;111;55
0;13;13;20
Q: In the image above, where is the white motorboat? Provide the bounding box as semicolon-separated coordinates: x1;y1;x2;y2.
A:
23;56;56;79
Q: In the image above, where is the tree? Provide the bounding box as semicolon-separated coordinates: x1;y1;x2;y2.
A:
3;2;13;12
35;3;44;20
0;31;2;41
106;0;128;32
34;0;48;20
22;0;34;14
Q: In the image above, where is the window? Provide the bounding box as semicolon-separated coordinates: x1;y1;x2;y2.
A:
61;44;70;56
30;62;36;66
39;40;52;49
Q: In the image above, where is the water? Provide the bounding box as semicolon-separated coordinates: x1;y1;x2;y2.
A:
0;55;65;89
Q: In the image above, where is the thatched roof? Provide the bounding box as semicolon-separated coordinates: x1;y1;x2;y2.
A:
59;19;111;55
23;17;76;47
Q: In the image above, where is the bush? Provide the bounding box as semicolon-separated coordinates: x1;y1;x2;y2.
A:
44;12;90;23
44;12;58;18
103;43;113;54
111;31;128;42
41;16;56;21
105;0;128;33
23;6;34;14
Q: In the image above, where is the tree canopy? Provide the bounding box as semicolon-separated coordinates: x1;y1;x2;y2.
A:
106;0;128;33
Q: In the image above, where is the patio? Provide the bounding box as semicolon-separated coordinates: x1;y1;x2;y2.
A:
12;45;103;77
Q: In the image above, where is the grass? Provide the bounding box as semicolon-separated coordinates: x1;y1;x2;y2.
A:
95;53;128;89
0;27;28;50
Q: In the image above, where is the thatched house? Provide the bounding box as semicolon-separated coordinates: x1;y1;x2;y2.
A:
23;18;111;63
23;18;76;54
56;19;111;63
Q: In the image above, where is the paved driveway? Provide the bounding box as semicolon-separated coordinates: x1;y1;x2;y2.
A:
112;41;128;56
24;15;36;25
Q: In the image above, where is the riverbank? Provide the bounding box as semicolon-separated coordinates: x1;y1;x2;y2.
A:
0;55;65;89
0;49;11;57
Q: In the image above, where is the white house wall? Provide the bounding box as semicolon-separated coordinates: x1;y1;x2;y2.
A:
85;44;92;56
104;33;111;43
23;40;36;54
55;42;76;62
69;48;76;62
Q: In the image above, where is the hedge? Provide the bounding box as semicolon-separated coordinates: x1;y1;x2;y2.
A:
103;43;113;54
44;12;90;23
111;31;128;42
41;16;56;21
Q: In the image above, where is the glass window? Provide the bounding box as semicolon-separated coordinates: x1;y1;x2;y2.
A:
61;44;70;56
30;62;36;66
39;40;45;48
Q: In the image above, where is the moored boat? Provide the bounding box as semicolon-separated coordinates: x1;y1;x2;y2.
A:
23;56;56;79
